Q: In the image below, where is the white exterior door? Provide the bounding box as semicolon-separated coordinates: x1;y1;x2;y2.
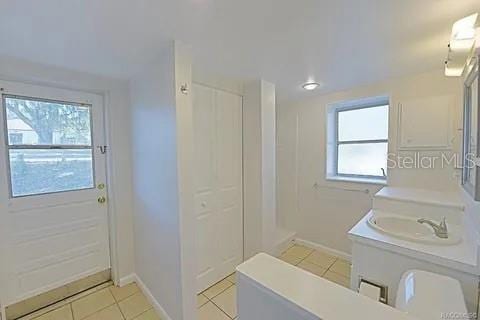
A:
0;81;111;307
193;84;243;293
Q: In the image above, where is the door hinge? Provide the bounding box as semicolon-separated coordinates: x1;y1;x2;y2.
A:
97;146;108;154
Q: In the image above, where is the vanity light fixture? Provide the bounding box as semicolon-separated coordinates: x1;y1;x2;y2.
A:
444;64;464;77
452;14;477;38
302;82;321;91
445;13;478;77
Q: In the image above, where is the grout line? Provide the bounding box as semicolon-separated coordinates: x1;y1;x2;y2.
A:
18;283;114;320
198;277;237;318
74;300;118;320
65;282;114;305
20;284;115;320
281;245;352;287
18;301;70;320
131;307;153;320
200;276;234;300
289;245;351;279
22;284;148;320
109;285;140;304
117;301;127;320
204;281;233;301
209;299;235;320
325;268;351;279
324;258;339;273
69;303;74;320
119;303;126;320
325;259;352;278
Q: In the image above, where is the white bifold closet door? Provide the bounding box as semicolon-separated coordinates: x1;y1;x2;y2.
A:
193;84;243;293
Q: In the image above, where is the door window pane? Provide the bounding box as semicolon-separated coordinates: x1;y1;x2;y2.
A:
337;143;388;177
3;95;95;197
338;105;388;141
5;96;92;145
9;149;94;197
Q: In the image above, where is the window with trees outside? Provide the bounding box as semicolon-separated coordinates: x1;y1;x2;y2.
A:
326;97;389;183
3;95;95;197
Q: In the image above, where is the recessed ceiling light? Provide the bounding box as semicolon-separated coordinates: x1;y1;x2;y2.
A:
302;82;320;91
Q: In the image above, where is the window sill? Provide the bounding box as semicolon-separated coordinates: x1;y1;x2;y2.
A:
325;175;387;186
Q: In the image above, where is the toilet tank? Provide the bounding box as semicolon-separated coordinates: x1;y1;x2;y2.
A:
396;270;468;320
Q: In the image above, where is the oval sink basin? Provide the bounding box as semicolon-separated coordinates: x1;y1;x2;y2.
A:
367;214;462;245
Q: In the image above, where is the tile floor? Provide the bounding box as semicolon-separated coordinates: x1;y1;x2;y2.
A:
196;243;352;319
20;283;160;320
279;244;352;287
19;244;349;320
197;274;237;320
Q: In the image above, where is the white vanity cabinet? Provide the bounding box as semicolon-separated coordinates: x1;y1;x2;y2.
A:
349;187;480;315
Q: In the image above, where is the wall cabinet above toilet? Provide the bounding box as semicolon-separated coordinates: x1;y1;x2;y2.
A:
397;95;454;150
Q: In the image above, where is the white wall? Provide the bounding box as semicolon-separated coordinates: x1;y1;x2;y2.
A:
192;66;244;96
260;81;278;252
173;42;197;320
243;81;262;258
277;69;463;255
129;41;195;320
0;56;136;285
244;80;281;257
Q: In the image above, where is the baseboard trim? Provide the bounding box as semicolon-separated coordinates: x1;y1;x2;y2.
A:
294;238;352;262
273;231;297;256
118;273;136;287
134;274;172;320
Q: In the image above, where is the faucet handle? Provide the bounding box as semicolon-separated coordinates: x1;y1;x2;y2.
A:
440;217;448;231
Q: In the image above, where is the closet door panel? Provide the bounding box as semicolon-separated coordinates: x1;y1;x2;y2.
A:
193;84;218;290
215;90;243;273
194;84;243;293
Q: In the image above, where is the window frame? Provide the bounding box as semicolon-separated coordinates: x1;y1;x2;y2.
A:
2;94;96;198
326;96;389;184
462;55;480;200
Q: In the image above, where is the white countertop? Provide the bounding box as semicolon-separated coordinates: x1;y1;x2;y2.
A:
375;187;464;209
237;253;417;320
349;210;480;275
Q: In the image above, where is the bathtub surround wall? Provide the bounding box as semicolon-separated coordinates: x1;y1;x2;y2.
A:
277;69;463;255
129;41;196;320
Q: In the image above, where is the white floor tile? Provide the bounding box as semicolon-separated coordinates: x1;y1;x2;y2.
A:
212;285;237;318
198;302;230;320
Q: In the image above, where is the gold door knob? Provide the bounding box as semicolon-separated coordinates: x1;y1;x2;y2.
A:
98;196;107;204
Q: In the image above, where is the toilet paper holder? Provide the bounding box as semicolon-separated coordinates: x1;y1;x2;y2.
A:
357;277;389;304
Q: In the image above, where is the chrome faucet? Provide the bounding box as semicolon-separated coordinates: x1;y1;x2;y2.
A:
417;217;448;239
